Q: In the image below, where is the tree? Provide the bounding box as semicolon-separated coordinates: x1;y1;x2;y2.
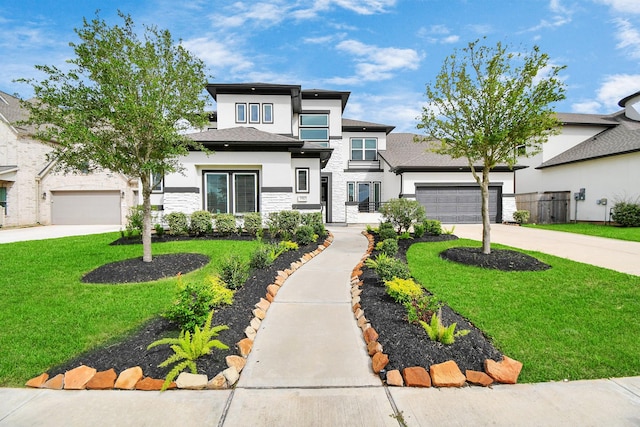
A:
18;11;209;262
416;39;566;254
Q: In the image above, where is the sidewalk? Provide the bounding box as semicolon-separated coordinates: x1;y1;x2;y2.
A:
1;225;640;426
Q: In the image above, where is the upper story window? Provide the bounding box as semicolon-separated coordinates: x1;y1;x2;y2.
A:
299;114;329;146
351;138;377;161
236;103;246;123
263;104;273;123
249;103;260;123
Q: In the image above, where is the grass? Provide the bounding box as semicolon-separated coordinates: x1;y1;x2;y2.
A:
524;223;640;242
407;239;640;383
0;233;259;387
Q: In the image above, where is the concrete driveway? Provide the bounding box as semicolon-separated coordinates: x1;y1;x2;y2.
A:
0;225;120;244
450;223;640;276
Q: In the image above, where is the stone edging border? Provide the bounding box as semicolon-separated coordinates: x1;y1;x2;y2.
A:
24;233;335;391
351;231;523;388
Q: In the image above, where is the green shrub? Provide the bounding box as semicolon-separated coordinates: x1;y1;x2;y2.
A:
125;205;144;236
154;223;165;237
378;222;397;240
377;238;399;257
279;210;302;237
398;231;412;240
364;253;411;283
207;276;234;308
295;224;316;245
612;201;640;227
250;244;277;269
424;219;442;235
513;210;530;224
147;310;229;391
419;308;470;345
380;198;427;233
190;210;213;236
266;212;281;238
166;212;189;236
413;223;425;238
384;277;423;304
242;212;263;236
302;212;327;237
214;213;237;235
219;254;249;290
405;294;442;324
164;275;216;332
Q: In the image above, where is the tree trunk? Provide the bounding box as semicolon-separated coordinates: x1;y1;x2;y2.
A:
481;168;491;254
140;174;153;263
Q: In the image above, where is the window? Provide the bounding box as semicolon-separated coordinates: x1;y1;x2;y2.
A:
263;104;273;123
296;168;309;193
347;181;381;212
205;171;258;214
351;138;377;161
249;103;260;123
299;114;329;146
515;144;526;156
0;187;6;214
151;172;163;193
236;103;247;123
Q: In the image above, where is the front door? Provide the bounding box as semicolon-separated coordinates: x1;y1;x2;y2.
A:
321;174;331;223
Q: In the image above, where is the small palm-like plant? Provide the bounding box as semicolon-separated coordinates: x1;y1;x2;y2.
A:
419;308;469;345
147;310;229;390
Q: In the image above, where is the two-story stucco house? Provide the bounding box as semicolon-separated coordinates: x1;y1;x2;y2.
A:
0;90;136;227
155;82;519;225
515;91;640;223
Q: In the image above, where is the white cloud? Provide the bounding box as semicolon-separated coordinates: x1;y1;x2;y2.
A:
571;101;602;114
328;40;422;84
593;0;640;14
521;0;573;32
344;90;424;132
332;0;397;15
572;74;640;113
417;25;459;44
613;18;640;58
182;37;253;73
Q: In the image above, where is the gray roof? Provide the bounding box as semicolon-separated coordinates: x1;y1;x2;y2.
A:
380;133;518;172
187;126;303;146
556;112;618;126
0;90;29;133
538;111;640;169
342;118;395;134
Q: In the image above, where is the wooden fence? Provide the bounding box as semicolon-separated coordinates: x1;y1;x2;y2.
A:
515;192;570;224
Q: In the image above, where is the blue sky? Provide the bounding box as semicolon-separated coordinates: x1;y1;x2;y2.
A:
2;0;639;132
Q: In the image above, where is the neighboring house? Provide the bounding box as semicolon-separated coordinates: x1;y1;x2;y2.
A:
0;90;136;227
156;82;519;225
515;91;640;223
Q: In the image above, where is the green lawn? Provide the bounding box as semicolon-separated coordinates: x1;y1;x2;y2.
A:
524;223;640;242
0;233;259;387
407;239;640;383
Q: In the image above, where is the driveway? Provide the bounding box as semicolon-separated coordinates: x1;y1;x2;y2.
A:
450;223;640;276
0;225;120;244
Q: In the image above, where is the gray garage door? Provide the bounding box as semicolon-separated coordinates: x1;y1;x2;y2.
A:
415;185;501;224
51;191;121;225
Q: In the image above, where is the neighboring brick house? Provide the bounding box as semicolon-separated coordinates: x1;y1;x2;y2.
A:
0;90;136;227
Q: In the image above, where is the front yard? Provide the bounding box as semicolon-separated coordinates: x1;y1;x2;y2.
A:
524;223;640;242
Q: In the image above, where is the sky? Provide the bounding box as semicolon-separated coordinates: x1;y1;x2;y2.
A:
2;0;640;133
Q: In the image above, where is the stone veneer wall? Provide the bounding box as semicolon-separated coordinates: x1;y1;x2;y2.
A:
163;192;201;215
502;195;517;223
260;191;293;220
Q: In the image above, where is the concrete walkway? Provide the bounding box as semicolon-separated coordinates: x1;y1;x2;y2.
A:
0;225;120;244
1;225;640;426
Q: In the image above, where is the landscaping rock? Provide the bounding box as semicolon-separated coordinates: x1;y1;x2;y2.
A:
237;338;253;357
386;370;404;387
225;355;246;373
403;367;431;388
244;326;257;340
207;373;228;390
267;284;279;297
176;372;208;390
253;307;266;320
64;365;97;390
135;377;165;391
466;370;494;387
86;369;117;390
42;374;64;390
265;293;274;303
367;341;382;356
363;327;379;344
357;315;369;328
25;373;49;388
372;352;389;373
114;366;143;390
255;298;270;312
222;367;240;386
485;356;523;384
430;360;466;387
250;317;261;331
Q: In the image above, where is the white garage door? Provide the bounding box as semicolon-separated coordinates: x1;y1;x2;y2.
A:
51;191;121;225
415;185;501;224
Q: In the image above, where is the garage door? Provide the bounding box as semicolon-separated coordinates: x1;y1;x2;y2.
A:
51;191;121;225
415;185;501;224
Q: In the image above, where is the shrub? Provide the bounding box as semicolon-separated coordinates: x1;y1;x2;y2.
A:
419;308;470;345
266;212;281;238
125;205;144;236
398;231;412;240
513;210;530;224
207;276;234;308
380;198;427;233
377;238;399;257
279;210;302;237
295;224;316;245
405;294;443;324
413;223;425;238
424;219;442;236
164;275;216;332
242;212;263;236
154;223;165;237
214;213;237;235
219;254;249;290
364;253;411;283
250;244;277;269
384;277;423;304
147;310;229;391
302;212;327;238
611;201;640;227
378;222;397;240
166;212;189;236
190;210;213;236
